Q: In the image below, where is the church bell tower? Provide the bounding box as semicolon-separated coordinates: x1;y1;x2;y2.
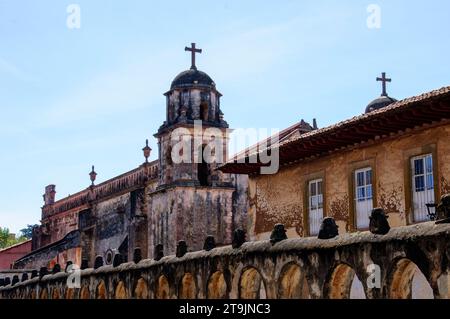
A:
154;43;230;188
149;43;237;257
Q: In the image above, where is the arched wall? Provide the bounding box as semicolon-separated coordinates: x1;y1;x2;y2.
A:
207;271;228;299
1;222;448;300
278;263;310;299
389;258;434;299
178;273;197;299
239;267;267;299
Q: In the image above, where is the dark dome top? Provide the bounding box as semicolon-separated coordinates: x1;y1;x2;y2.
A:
170;68;215;90
365;95;397;113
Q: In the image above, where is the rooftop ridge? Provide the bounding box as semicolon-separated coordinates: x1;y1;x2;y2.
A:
42;160;159;218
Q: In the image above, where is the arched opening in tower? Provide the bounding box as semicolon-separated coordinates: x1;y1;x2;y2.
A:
198;144;210;186
200;102;209;121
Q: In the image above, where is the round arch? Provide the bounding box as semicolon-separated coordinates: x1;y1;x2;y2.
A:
278;263;310;299
51;287;60;299
178;273;197;299
39;288;48;299
134;278;149;299
65;287;75;299
96;280;107;299
239;267;267;299
326;263;366;299
155;275;170;299
79;285;90;299
207;271;228;299
389;258;434;299
115;281;128;299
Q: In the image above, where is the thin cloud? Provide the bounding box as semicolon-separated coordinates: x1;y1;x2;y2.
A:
204;8;353;82
0;57;36;82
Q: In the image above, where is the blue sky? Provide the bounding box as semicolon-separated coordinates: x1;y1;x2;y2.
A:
1;0;449;233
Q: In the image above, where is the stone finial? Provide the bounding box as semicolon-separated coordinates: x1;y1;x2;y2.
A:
94;255;104;269
11;275;19;286
89;165;97;186
43;184;56;206
203;235;216;251
369;208;390;235
39;267;48;278
81;259;89;270
232;229;246;248
318;217;339;239
52;264;61;274
142;139;152;163
154;244;164;261
4;277;11;286
270;224;288;244
176;240;188;257
113;253;123;267
133;248;142;264
436;194;450;224
31;270;38;279
21;273;29;282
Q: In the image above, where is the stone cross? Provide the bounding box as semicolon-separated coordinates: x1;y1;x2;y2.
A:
377;72;391;96
185;43;202;70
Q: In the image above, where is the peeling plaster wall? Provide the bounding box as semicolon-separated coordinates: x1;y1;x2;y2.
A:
438;126;450;194
40;211;79;245
149;186;235;257
13;232;81;269
249;124;450;239
157;126;232;187
93;194;131;262
230;173;249;232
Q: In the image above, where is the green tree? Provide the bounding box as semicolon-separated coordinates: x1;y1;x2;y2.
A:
19;224;38;239
0;227;10;249
0;227;27;249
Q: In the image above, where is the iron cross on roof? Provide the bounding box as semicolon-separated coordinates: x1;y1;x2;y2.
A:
377;72;392;97
185;43;202;70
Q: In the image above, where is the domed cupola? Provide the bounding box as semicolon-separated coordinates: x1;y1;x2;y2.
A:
158;43;227;134
365;72;397;113
171;69;215;90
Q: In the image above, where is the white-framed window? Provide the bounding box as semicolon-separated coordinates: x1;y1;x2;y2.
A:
308;179;324;236
355;167;373;229
411;154;435;222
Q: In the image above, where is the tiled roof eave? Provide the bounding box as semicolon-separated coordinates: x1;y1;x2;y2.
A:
219;85;450;174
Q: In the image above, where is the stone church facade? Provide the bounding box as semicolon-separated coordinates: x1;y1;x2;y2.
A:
14;45;248;270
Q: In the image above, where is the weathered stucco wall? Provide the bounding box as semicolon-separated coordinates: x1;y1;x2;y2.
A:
157;126;231;187
13;231;81;269
230;173;249;232
249;124;450;240
93;193;131;262
149;186;235;257
2;222;449;299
